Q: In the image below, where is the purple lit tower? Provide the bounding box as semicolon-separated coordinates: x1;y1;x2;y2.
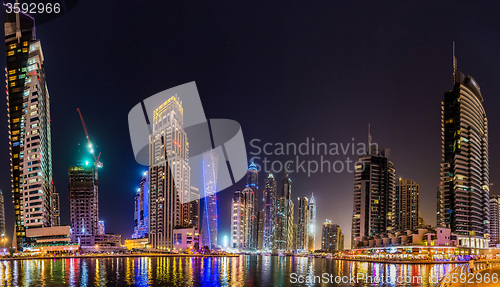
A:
202;151;218;249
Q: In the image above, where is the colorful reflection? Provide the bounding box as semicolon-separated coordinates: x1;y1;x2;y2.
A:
0;256;455;286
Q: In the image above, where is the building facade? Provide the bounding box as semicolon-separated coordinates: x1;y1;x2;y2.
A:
68;163;99;246
490;195;500;247
395;178;419;232
0;190;5;237
5;12;59;250
275;172;294;251
231;190;245;249
321;220;343;252
133;172;149;239
308;194;316;252
296;197;309;251
351;143;395;248
262;173;277;251
201;151;218;249
148;96;193;250
437;60;489;238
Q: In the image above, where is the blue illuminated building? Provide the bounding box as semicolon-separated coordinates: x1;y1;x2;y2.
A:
201;151;219;249
133;172;149;239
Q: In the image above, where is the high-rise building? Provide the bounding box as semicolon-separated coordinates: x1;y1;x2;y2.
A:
321;220;343;252
0;190;5;236
490;195;500;247
202;151;218;249
188;186;200;230
68;162;99;246
275;172;294;251
296;197;309;251
98;221;105;235
257;210;264;250
148;96;192;250
437;49;489;238
262;173;277;251
52;190;60;226
5;11;59;250
244;162;258;250
133;172;149;239
307;193;316;252
395;178;419;232
231;190;245;249
351;136;395;248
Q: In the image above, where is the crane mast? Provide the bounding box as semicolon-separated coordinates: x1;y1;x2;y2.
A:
77;108;103;168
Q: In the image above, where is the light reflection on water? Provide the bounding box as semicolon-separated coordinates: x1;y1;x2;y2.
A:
0;256;455;286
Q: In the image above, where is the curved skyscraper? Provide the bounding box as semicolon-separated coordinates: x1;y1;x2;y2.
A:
437;49;489;239
202;150;218;249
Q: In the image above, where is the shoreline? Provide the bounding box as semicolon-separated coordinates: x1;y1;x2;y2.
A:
0;253;472;264
333;257;466;264
0;253;240;261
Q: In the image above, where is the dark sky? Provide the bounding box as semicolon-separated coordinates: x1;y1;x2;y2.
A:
1;1;500;249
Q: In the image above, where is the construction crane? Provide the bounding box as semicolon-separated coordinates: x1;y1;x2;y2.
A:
77;108;103;168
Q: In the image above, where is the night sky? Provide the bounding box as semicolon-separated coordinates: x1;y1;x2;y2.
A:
1;1;500;249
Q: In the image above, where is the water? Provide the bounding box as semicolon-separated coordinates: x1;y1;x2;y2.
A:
0;255;456;286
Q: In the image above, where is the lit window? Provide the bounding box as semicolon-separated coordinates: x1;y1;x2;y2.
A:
7;50;15;56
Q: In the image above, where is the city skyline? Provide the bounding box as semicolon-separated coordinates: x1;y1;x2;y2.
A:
3;2;500;251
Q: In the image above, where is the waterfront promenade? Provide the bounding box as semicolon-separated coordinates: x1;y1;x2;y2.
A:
0;253;239;261
438;260;500;287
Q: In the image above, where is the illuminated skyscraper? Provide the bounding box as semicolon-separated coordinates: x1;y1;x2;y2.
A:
148;96;192;250
68;162;99;246
296;197;309;251
351;137;395;248
201;151;218;249
231;190;245;249
437;47;489;238
490;195;500;247
395;178;419;232
241;163;258;250
133;172;149;239
321;220;343;252
0;190;5;236
5;11;59;250
275;172;294;251
262;173;277;250
307;193;316;251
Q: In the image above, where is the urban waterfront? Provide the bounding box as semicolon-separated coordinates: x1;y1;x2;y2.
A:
0;256;455;286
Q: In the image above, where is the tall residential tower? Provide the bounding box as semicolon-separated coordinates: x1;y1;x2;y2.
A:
5;11;59;250
437;48;489;238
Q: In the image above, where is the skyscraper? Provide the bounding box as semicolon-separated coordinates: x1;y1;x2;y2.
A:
489;195;500;247
395;178;419;232
351;136;395;248
0;190;5;236
69;162;99;246
275;172;294;251
202;151;218;249
240;163;258;250
231;190;245;249
262;173;277;251
148;96;192;250
5;10;59;250
321;220;343;252
307;193;316;252
257;210;264;250
296;197;309;251
133;172;149;239
437;47;489;238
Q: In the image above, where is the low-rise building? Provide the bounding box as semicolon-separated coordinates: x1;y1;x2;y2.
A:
174;228;199;252
25;226;79;253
